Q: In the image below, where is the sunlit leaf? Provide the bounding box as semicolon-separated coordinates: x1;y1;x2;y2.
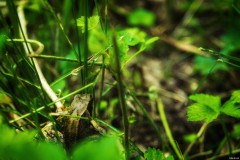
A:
231;90;240;100
189;94;221;112
51;79;66;93
231;123;240;138
221;90;240;118
144;148;164;160
144;147;174;160
187;103;219;123
145;37;159;45
72;135;124;160
99;100;108;110
117;28;146;46
88;28;109;53
183;133;198;143
0;91;12;104
77;16;100;33
187;94;221;123
0;118;66;160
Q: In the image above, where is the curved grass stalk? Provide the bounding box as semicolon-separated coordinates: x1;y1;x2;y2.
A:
6;38;44;55
17;1;64;111
121;47;144;70
157;98;184;160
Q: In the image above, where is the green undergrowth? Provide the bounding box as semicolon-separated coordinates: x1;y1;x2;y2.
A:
0;115;124;160
1;0;240;160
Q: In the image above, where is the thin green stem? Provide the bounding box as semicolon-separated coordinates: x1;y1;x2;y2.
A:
128;91;167;150
27;54;103;66
184;122;208;156
157;98;184;159
121;47;144;70
28;55;78;62
96;56;106;117
220;117;232;155
213;136;227;156
82;0;89;88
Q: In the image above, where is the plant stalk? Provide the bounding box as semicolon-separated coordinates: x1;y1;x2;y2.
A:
157;98;184;159
184;122;208;156
112;32;129;160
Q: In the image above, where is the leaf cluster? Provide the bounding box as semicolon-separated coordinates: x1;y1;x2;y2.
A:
187;90;240;123
0;115;124;160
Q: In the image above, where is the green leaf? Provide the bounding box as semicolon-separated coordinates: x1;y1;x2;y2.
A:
0;118;66;160
117;28;146;46
109;28;152;71
145;37;159;45
128;114;136;124
183;133;198;143
99;100;108;110
148;86;158;101
231;123;240;138
187;94;221;123
88;27;109;53
72;135;124;160
144;148;174;160
144;148;164;160
52;79;66;93
127;8;156;27
231;90;240;100
34;143;66;160
166;156;174;160
187;103;219;123
26;0;43;12
221;90;240;118
77;16;100;33
0;91;12;104
189;94;221;112
58;49;78;74
221;100;240;118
